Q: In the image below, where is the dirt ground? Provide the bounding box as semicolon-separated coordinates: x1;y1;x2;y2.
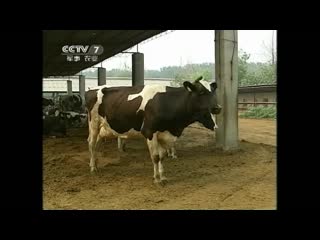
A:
43;118;276;210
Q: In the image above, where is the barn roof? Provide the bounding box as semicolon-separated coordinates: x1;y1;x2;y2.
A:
43;30;166;77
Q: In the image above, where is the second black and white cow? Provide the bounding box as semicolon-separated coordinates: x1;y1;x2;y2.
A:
85;76;221;183
59;94;83;112
43;97;54;107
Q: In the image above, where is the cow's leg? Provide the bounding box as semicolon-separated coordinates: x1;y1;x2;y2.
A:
158;134;168;182
88;118;100;172
158;131;179;181
147;132;169;184
117;137;126;152
152;155;160;182
172;147;177;159
147;135;160;183
167;147;177;159
87;112;91;142
158;147;168;182
167;148;171;157
96;134;103;152
89;134;98;172
169;147;178;159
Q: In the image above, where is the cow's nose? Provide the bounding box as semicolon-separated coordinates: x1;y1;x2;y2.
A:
213;105;222;114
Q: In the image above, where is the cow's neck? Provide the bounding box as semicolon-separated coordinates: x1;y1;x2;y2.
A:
173;92;200;128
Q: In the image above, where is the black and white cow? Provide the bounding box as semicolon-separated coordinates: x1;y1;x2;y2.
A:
59;94;83;112
55;111;87;128
85;76;221;183
43;97;54;107
43;97;55;115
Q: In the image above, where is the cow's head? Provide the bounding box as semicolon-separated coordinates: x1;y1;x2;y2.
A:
60;94;83;112
183;76;222;130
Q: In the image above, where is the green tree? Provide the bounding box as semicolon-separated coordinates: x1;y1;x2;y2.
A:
238;50;251;86
170;63;214;87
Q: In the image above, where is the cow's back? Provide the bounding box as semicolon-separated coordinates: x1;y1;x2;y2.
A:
85;86;145;133
98;86;145;133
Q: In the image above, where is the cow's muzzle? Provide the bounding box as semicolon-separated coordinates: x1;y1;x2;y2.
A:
212;104;222;114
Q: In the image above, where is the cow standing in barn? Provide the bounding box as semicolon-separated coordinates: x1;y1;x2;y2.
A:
43;97;55;115
43;94;88;137
59;94;84;112
85;76;221;184
86;85;128;151
57;94;88;127
43;97;54;107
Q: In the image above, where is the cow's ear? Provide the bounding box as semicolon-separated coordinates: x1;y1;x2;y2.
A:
210;82;217;92
183;81;197;92
194;76;203;83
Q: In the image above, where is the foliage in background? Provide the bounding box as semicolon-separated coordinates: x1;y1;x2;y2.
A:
240;106;276;119
80;48;276;87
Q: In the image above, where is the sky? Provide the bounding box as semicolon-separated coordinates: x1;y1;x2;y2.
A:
91;30;277;71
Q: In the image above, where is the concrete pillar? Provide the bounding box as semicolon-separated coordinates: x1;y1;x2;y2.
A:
79;75;85;100
98;67;106;86
215;30;239;150
67;80;72;95
132;53;144;86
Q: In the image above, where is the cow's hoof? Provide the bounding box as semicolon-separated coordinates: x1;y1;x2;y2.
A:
90;166;99;174
119;149;125;153
159;177;168;186
160;177;168;182
122;143;126;152
91;170;100;175
153;178;161;184
159;181;168;186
